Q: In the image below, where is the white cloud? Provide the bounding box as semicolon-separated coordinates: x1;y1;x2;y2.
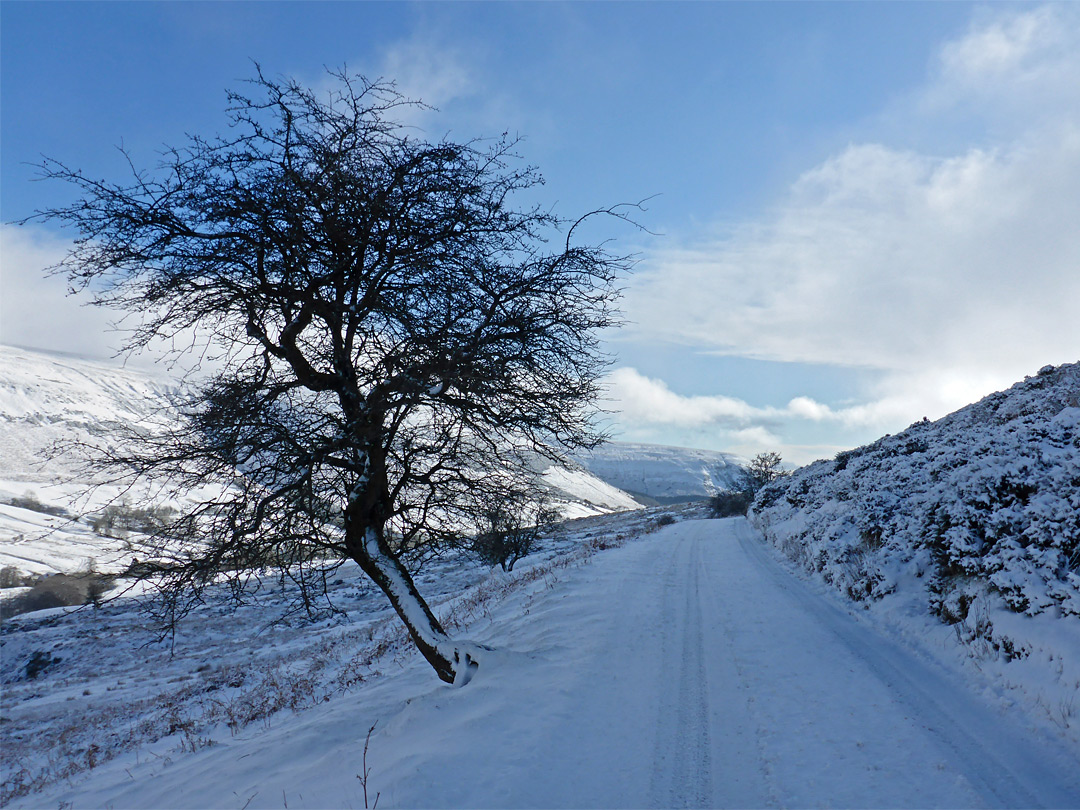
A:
605;361;1036;465
619;4;1080;452
626;131;1080;376
0;224;119;359
377;37;476;116
604;367;868;464
604;367;771;428
930;4;1080;116
606;365;996;437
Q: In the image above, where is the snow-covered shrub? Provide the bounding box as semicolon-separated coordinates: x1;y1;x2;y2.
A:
750;363;1080;621
710;491;752;517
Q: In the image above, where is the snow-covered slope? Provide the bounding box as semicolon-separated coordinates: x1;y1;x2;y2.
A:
0;346;180;578
0;345;639;579
0;344;177;486
540;462;642;517
572;441;747;504
750;362;1080;618
750;362;1080;733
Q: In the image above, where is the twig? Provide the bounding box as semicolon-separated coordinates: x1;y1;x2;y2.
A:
357;721;380;809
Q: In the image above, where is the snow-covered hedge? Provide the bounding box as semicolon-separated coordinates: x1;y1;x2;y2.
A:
749;363;1080;627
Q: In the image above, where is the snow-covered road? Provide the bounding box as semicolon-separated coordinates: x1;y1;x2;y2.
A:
25;518;1080;809
372;518;1079;808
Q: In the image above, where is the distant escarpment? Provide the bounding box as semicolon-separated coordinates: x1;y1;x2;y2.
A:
572;442;747;505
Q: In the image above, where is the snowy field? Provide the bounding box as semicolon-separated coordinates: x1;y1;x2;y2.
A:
0;506;678;806
4;512;1078;809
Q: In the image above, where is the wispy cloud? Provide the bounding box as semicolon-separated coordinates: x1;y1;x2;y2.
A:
304;32;485;134
618;4;1080;454
345;30;528;140
928;4;1080;118
379;38;474;109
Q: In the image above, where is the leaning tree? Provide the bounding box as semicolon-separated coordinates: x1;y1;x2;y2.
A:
26;68;635;684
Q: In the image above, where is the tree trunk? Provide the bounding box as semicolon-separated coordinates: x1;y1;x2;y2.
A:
347;522;459;683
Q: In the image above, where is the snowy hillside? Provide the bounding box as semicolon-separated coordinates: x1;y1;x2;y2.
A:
0;346;181;580
0;344;177;486
0;345;638;581
539;462;641;518
572;441;747;504
750;362;1080;732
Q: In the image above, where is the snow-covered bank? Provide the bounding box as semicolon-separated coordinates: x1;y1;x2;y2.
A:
750;362;1080;746
5;517;1078;809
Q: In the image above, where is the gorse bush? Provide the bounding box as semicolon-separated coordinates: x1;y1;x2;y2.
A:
709;491;752;517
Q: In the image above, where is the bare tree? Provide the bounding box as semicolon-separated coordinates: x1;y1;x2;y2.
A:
470;489;559;573
744;451;788;493
24;67;636;684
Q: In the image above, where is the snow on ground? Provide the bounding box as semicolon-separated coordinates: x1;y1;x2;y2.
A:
4;514;1078;809
0;502;128;577
0;505;681;807
0;345;181;580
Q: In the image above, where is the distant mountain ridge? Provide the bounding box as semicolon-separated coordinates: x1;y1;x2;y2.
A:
572;441;748;504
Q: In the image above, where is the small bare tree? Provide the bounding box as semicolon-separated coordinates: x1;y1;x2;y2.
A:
471;490;558;573
24;67;637;684
744;451;788;493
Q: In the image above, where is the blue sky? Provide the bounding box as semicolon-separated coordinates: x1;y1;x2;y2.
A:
3;2;1079;463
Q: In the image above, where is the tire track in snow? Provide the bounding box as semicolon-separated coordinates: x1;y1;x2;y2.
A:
698;531;781;809
648;537;712;808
